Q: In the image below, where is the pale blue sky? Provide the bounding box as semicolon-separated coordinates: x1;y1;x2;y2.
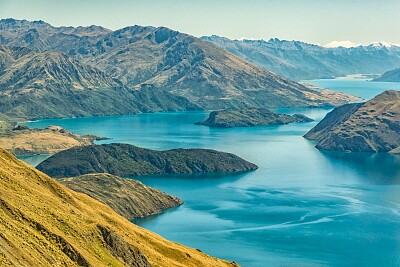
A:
1;0;399;44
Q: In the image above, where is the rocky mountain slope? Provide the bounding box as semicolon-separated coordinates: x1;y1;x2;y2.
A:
60;173;183;220
36;143;258;178
0;45;199;119
195;108;313;128
373;67;400;82
201;35;400;81
0;148;237;266
0;19;358;111
304;90;400;153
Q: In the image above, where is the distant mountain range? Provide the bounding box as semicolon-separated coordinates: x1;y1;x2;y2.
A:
201;35;400;81
0;19;357;119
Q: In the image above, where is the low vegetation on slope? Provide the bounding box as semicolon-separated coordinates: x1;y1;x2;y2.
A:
36;143;258;178
0;148;238;266
305;90;400;153
0;124;97;155
60;173;183;220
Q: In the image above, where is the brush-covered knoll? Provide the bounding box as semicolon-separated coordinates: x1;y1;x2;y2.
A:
0;45;199;120
36;143;258;178
0;124;96;155
304;90;400;153
373;68;400;82
60;173;183;220
0;19;359;110
0;149;237;267
195;108;313;128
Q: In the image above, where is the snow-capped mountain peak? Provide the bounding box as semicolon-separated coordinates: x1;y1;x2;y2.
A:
324;40;361;48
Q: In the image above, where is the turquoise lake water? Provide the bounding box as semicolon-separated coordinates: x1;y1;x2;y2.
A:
25;78;400;266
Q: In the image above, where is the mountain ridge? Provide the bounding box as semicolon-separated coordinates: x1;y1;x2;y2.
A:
304;90;400;153
201;35;400;81
373;67;400;82
0;19;359;112
0;45;200;120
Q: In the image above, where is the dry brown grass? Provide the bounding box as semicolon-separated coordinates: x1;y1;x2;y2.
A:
0;128;93;154
0;148;238;266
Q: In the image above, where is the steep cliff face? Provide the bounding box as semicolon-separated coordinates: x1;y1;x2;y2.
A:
36;143;259;178
60;173;183;220
0;148;238;266
305;90;400;153
195;108;313;128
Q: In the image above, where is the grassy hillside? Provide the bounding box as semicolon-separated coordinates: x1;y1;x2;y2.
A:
0;148;238;266
0;125;96;155
60;173;183;220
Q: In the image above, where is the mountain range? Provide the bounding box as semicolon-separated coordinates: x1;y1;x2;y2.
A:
201;35;400;81
0;19;357;119
0;44;199;119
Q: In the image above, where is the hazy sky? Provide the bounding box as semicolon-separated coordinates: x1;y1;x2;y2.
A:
1;0;399;44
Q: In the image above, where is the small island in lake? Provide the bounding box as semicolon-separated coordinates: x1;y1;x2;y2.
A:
36;143;258;178
304;90;400;153
195;108;313;128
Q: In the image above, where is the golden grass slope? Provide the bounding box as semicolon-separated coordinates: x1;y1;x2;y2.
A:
0;148;238;267
0;125;95;155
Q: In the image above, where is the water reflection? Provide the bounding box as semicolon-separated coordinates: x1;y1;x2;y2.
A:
320;150;400;184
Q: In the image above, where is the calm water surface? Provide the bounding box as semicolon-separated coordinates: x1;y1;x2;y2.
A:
26;78;400;266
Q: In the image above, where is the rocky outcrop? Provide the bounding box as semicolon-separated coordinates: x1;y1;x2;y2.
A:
36;143;258;178
373;68;400;82
304;90;400;153
60;173;183;220
0;148;239;266
195;108;313;128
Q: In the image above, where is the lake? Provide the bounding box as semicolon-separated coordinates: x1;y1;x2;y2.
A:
25;77;400;266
